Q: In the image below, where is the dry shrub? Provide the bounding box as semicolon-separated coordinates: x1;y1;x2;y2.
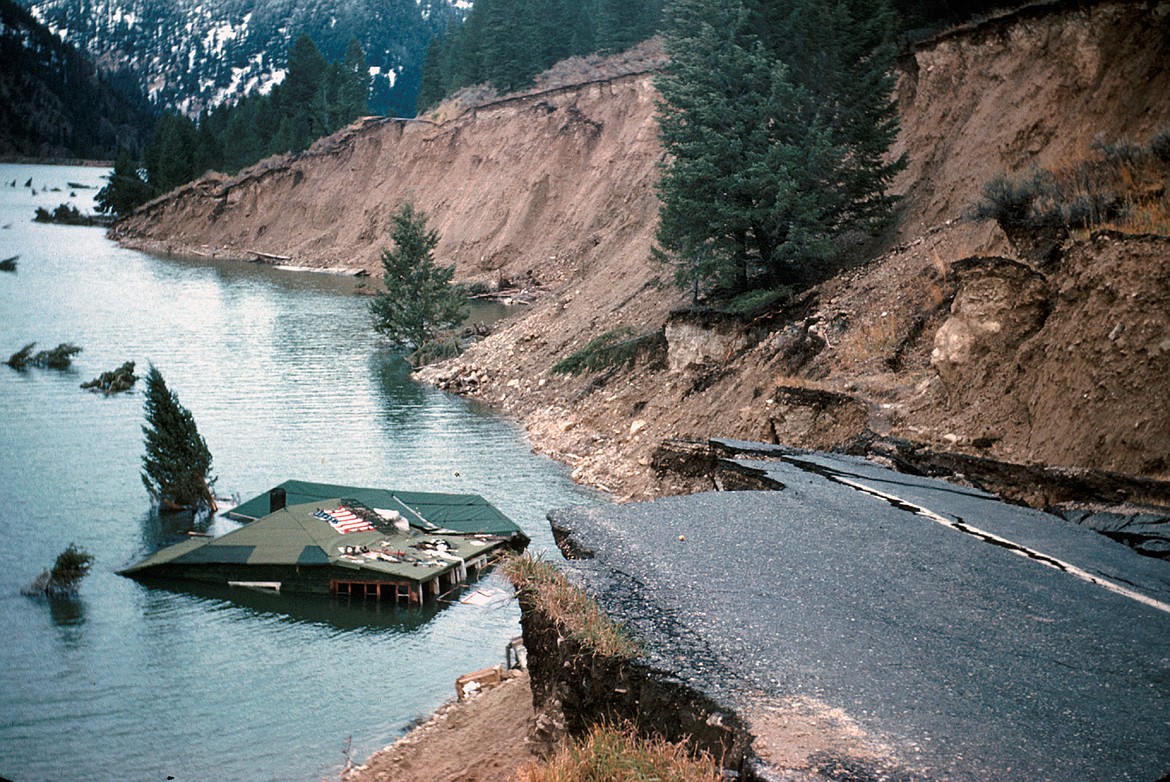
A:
517;723;722;782
833;311;902;367
976;129;1170;238
1072;195;1170;239
502;554;640;659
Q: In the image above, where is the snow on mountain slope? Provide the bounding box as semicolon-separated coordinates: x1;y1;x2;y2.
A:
17;0;461;115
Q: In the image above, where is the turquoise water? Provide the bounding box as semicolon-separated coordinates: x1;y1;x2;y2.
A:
0;163;595;782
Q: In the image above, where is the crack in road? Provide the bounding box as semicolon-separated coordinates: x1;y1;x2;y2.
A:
820;469;1170;617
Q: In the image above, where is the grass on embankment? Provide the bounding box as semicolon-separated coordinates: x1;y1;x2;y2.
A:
517;723;723;782
504;555;722;780
502;553;641;659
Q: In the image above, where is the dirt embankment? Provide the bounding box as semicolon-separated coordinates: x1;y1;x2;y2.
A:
115;1;1170;506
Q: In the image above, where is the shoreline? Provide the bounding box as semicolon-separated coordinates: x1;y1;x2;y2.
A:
344;669;537;782
0;157;113;167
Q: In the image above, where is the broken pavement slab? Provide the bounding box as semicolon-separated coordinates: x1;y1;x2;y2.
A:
548;447;1170;781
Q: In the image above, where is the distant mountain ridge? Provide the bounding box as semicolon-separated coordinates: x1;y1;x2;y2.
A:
0;0;154;159
15;0;464;117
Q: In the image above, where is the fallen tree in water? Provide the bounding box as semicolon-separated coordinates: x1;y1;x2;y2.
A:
22;543;95;598
5;342;82;369
81;361;138;395
33;203;110;227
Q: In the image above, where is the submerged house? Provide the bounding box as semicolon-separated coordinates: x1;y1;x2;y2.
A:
120;480;528;604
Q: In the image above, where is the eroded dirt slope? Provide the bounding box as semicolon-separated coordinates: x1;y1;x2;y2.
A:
115;0;1170;502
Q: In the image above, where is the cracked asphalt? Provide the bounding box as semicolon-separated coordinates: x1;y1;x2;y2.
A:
548;446;1170;781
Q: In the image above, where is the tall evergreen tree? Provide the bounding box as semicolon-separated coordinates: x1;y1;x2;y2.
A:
278;34;330;151
417;31;453;111
334;37;371;124
655;0;904;295
95;148;153;217
144;112;200;194
369;202;467;350
141;365;216;514
761;0;905;232
484;0;542;92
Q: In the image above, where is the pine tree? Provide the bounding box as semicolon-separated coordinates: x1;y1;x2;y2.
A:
655;0;904;295
483;0;541;92
141;365;216;514
143;112;200;194
763;0;906;234
95;148;153;217
336;37;371;124
596;0;659;54
369;202;467;351
655;0;789;292
278;34;330;150
416;32;452;112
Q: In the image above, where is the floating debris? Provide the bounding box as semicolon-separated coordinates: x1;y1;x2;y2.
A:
81;361;138;394
5;342;82;369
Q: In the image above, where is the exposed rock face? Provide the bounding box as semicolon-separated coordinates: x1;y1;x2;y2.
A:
930;256;1051;406
929;233;1170;477
664;310;752;372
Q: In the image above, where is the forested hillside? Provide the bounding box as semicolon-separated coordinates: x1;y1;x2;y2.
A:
96;34;372;215
0;0;153;159
16;0;462;117
417;0;1024;111
417;0;663;108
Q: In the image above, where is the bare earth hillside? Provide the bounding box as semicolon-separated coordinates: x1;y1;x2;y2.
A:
114;0;1170;503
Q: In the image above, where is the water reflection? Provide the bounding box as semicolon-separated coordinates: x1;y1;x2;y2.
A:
0;163;592;782
47;596;86;628
134;578;450;634
372;352;429;426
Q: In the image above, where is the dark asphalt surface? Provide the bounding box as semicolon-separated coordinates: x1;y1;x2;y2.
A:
549;446;1170;781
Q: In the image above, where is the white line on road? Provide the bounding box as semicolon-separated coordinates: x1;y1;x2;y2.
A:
835;475;1170;616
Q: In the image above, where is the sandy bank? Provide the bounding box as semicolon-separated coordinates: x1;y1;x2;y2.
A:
344;670;537;782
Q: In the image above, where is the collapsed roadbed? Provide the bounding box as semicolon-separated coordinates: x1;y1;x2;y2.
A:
524;442;1170;781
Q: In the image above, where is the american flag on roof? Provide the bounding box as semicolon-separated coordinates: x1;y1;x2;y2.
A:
315;506;376;534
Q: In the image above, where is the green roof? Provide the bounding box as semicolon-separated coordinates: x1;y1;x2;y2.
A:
121;498;516;583
226;479;522;537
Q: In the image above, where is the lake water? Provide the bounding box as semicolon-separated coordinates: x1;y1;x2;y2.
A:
0;163;596;781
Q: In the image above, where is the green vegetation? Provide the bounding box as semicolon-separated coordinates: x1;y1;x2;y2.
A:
518;723;722;782
22;543;95;598
551;327;665;376
95;150;155;217
5;342;82;369
141;365;216;514
81;361;138;395
416;0;664;110
369;202;468;359
503;553;641;659
975;129;1170;238
0;0;154;160
724;286;793;317
33;204;104;226
654;0;905;300
96;34;371;218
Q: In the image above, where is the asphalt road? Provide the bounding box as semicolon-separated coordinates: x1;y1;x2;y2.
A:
549;446;1170;781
